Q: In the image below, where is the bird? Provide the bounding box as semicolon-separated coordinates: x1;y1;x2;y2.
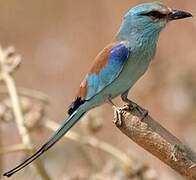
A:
3;2;192;177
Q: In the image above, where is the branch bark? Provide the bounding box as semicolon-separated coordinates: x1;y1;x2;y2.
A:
113;105;196;180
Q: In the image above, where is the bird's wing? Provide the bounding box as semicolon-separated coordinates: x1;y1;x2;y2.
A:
68;41;129;114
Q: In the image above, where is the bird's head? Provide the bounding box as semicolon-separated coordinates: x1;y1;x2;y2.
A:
117;2;192;41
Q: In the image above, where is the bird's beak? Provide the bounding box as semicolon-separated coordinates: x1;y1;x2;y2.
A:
168;9;193;21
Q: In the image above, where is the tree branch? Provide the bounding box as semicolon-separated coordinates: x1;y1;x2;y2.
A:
113;105;196;180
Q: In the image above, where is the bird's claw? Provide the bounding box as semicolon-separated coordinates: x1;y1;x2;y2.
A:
113;106;125;127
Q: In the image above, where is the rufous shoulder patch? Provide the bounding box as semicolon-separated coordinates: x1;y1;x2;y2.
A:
77;79;88;99
89;42;118;74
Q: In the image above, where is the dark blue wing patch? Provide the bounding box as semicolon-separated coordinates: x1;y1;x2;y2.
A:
109;43;129;64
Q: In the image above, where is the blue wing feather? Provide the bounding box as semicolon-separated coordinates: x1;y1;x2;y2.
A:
85;42;129;100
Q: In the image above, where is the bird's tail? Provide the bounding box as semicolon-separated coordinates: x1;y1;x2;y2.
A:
3;107;86;177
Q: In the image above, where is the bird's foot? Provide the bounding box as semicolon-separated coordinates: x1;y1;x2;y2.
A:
126;101;148;121
112;105;126;127
107;96;124;126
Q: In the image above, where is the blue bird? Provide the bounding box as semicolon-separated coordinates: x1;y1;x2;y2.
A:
3;2;192;177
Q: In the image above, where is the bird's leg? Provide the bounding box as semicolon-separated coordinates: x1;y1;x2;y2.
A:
121;90;148;121
107;96;123;127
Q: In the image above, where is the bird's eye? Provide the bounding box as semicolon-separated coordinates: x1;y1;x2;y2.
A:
141;10;167;19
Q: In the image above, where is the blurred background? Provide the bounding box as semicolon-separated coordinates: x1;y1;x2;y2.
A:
0;0;196;179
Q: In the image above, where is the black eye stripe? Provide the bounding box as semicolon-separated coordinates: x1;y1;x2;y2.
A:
141;11;167;19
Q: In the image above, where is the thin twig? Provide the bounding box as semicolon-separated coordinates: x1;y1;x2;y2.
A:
113;105;196;180
0;85;49;103
0;144;29;155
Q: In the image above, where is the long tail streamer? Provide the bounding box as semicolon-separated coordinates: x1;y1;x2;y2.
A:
3;109;85;177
